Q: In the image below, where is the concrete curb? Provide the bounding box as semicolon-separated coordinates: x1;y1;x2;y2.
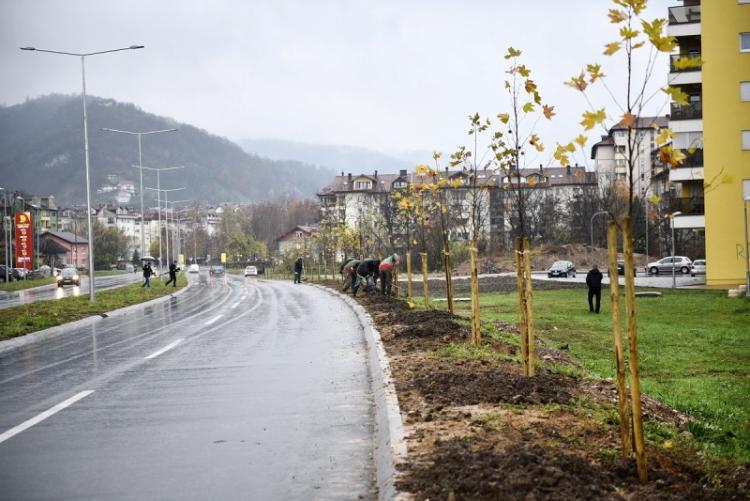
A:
0;284;192;355
312;284;407;501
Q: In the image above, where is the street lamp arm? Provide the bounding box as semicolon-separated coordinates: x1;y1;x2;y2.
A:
136;165;184;172
102;127;178;135
21;46;144;57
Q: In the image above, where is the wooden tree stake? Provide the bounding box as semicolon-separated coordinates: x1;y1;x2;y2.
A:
406;251;413;300
515;237;529;374
443;245;454;314
420;251;430;307
469;241;481;344
522;238;535;376
624;217;647;481
607;221;631;457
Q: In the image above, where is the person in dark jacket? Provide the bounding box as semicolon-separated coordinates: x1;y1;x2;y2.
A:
142;262;153;288
352;258;380;296
340;258;360;292
165;261;180;287
586;264;604;313
293;257;304;284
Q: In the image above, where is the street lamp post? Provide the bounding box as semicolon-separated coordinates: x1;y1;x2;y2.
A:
145;185;184;273
670;211;682;290
101;127;178;257
21;44;144;300
139;165;183;274
165;200;189;264
1;187;8;283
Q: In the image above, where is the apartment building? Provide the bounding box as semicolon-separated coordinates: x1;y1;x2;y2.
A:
668;0;750;286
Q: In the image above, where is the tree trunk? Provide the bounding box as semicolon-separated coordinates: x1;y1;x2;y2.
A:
420;251;430;307
470;241;481;344
443;242;454;314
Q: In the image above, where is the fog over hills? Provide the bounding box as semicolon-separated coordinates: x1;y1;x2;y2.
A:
239;138;430;176
0;95;334;206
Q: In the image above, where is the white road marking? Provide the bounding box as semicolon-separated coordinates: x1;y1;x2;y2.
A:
144;338;184;359
230;302;240;309
0;390;94;445
241;295;247;300
204;314;223;326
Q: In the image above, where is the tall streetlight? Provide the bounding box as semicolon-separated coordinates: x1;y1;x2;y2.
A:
138;165;183;274
146;185;184;273
100;127;178;257
21;44;144;300
670;211;682;289
1;187;8;283
165;200;190;263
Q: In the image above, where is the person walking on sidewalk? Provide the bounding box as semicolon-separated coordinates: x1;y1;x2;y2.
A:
378;253;399;296
586;264;603;313
293;257;304;284
165;261;180;287
340;258;360;292
142;262;153;288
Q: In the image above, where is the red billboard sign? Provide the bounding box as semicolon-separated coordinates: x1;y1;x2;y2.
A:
15;211;33;270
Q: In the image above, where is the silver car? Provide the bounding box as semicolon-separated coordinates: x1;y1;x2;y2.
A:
646;256;692;275
690;259;706;277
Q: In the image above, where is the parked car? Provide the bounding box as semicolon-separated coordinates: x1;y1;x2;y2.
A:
57;267;81;287
12;268;28;280
0;265;13;282
188;263;200;273
209;265;225;277
645;256;693;275
547;260;576;278
690;259;706;277
607;260;638;276
244;265;258;277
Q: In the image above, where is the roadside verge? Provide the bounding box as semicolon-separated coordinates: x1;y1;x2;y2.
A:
0;282;192;355
313;284;407;501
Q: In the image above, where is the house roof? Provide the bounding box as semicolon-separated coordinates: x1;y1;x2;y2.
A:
275;225;319;242
590;135;615;159
42;230;88;244
610;115;669;131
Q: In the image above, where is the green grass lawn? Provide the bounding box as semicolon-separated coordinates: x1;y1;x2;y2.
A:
0;277;56;292
0;275;187;342
451;287;750;463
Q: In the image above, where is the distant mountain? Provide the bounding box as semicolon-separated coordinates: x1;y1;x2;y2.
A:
0;95;334;205
238;138;418;176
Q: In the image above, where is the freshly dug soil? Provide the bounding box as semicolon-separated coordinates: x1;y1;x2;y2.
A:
412;369;574;406
315;280;749;500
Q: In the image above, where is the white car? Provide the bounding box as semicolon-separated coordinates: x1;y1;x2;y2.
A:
691;259;706;277
188;264;200;273
244;266;258;277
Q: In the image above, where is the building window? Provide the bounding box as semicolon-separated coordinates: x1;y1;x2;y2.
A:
742;131;750;150
354;181;372;190
741;82;750;101
742;33;750;52
295;231;303;238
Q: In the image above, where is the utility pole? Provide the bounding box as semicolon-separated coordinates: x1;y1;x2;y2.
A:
139;165;183;274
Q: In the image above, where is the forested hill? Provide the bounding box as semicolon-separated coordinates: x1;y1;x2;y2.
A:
0;95;333;205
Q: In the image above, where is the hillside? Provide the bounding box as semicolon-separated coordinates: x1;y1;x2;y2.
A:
238;137;415;175
0;95;334;205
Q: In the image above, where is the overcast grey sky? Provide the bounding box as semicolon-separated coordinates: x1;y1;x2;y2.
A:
0;0;673;167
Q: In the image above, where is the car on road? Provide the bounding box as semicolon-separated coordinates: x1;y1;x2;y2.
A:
244;266;258;277
547;260;576;278
57;267;81;287
691;259;706;277
209;265;225;277
188;263;200;273
646;256;692;275
607;260;638;276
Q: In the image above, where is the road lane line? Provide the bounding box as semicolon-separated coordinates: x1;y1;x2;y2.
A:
144;338;184;359
230;302;240;309
241;295;247;300
204;314;223;326
0;390;94;445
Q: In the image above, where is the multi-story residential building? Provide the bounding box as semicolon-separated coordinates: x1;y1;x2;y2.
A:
668;0;750;286
591;116;670;198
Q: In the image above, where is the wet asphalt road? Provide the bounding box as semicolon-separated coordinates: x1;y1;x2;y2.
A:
0;272;142;310
0;272;375;500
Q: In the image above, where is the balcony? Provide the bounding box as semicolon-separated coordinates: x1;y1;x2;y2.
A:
670;101;702;120
669;53;701;73
668;5;700;25
670;196;704;216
